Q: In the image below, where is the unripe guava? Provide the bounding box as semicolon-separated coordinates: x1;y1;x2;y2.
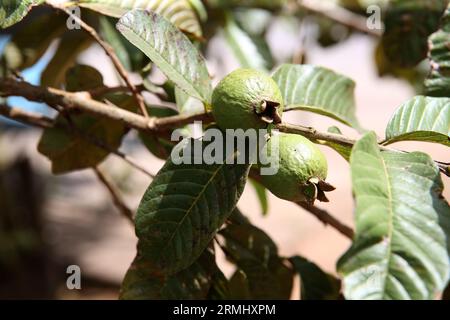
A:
260;133;334;203
211;68;284;130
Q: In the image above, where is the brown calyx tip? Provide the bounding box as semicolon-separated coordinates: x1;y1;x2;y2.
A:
304;178;336;204
255;100;282;124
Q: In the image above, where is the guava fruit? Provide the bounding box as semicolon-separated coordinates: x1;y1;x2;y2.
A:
211;68;284;130
260;133;335;203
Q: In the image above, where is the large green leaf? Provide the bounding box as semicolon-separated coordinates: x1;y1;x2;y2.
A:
384;96;450;147
40;30;92;88
223;12;271;71
290;256;341;300
272;64;361;129
381;0;448;68
37;92;135;174
0;0;43;29
134;140;250;275
338;132;450;300
425;5;450;97
117;10;212;104
73;0;203;37
2;13;67;70
221;210;293;299
120;245;223;299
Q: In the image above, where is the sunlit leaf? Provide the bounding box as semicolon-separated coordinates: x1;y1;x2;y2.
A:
272;64;361;129
338;132;450;300
117;10;212;103
384;96;450;147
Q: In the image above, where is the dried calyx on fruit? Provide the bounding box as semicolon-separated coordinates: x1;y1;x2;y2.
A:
211;68;284;130
260;132;335;204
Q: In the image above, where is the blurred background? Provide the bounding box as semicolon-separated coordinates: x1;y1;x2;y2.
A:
0;0;449;299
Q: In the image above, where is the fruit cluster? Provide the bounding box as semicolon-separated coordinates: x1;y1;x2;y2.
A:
211;68;334;204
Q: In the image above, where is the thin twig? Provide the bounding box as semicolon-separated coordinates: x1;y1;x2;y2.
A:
93;166;134;223
297;0;382;37
297;202;354;239
56;6;149;118
0;104;54;128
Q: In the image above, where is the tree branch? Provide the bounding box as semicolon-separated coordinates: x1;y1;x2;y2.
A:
0;104;54;128
93;166;134;223
0;78;211;133
55;6;149;118
297;202;354;239
296;0;382;37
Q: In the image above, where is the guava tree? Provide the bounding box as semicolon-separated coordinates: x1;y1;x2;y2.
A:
0;0;449;300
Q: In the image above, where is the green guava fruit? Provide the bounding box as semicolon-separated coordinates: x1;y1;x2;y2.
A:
211;68;284;130
260;133;335;203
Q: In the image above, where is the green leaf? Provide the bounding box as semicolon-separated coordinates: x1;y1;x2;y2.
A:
0;0;43;29
65;64;104;92
37;94;135;174
384;96;450;147
74;0;203;38
117;10;212;104
250;179;269;216
228;269;252;299
338;132;450;300
120;245;222;299
134;140;250;275
2;13;67;70
223;12;271;71
221;210;293;299
272;64;361;129
381;0;448;68
40;30;92;88
99;16;131;71
290;256;341;300
425;5;450;97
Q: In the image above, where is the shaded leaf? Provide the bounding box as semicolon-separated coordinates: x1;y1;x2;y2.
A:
134;139;250;275
99;16;147;71
221;210;293;299
139;106;178;159
65;64;103;92
207;0;285;9
74;0;203;37
37;94;135;174
338;132;450;300
0;0;43;29
290;256;341;300
120;246;221;299
384;96;449;147
381;0;448;68
40;29;92;88
117;10;212;104
175;86;204;115
3;13;67;70
272;64;360;129
425;4;450;97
